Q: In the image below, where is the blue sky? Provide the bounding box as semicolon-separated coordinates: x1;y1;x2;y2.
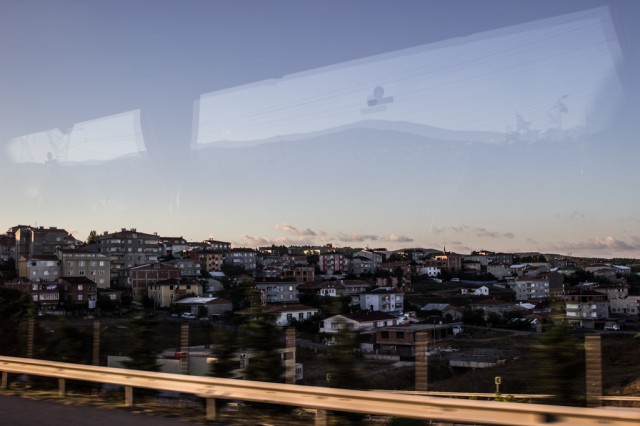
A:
1;0;639;258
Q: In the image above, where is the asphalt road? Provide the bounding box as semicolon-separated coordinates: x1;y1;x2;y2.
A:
0;394;209;426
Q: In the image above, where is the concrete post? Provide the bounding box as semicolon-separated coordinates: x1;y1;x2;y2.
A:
27;317;35;358
124;386;133;407
315;409;327;426
285;328;296;384
415;331;429;392
585;335;602;407
205;398;217;421
58;378;66;397
180;323;189;375
1;371;8;389
92;320;101;366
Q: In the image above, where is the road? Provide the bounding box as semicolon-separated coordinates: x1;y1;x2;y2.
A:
0;394;214;426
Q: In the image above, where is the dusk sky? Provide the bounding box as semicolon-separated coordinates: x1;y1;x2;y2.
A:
1;0;639;258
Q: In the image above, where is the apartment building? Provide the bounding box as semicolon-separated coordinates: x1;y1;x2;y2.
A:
59;249;111;288
95;228;161;277
255;281;299;304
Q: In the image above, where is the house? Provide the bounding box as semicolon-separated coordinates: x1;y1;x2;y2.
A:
318;252;349;274
318;281;345;297
461;285;489;296
280;263;315;284
341;279;371;295
255;281;299;303
420;303;464;321
593;285;639;317
188;250;225;272
487;263;511;280
13;225;76;269
375;323;458;358
418;266;441;277
360;287;404;313
349;255;378;275
147;278;202;308
123;263;182;299
161;258;202;277
320;311;398;334
159;236;189;257
469;299;518;317
425;252;462;271
224;248;257;271
238;304;319;327
204;239;231;252
174;296;233;318
95;228;161;278
565;290;609;328
18;255;61;281
59;276;98;310
3;281;61;313
353;250;385;264
58;249;111;289
0;234;14;262
511;275;549;301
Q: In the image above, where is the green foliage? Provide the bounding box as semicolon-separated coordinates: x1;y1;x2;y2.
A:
121;316;161;372
221;263;247;277
298;293;352;316
242;312;284;382
86;230;98;244
209;327;239;378
41;323;92;363
287;314;321;335
531;323;584;406
462;309;486;326
325;323;366;389
0;288;32;356
97;293;119;312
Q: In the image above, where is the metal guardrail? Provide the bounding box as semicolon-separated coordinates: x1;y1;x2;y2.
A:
1;356;640;426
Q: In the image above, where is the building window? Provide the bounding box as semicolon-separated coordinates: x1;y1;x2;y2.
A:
381;331;389;338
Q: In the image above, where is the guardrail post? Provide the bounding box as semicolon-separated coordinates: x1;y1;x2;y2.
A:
315;408;327;426
585;335;602;408
1;371;8;389
205;398;217;421
58;378;66;397
124;386;133;407
285;328;296;384
415;331;429;391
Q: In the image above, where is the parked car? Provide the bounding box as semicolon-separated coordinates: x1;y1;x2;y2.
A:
180;312;197;319
604;322;620;331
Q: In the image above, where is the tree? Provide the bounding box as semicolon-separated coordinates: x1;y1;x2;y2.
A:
242;315;284;382
41;324;92;363
325;323;366;389
121;316;161;372
86;230;98;244
531;322;584;406
0;288;32;356
209;328;239;378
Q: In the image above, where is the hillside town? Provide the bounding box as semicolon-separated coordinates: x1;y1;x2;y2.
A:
2;225;638;335
2;223;640;423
